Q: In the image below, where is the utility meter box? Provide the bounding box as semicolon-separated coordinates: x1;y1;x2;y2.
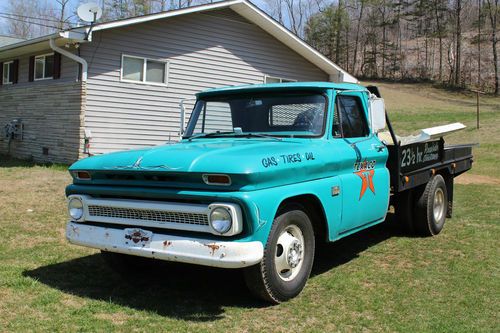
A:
4;119;24;140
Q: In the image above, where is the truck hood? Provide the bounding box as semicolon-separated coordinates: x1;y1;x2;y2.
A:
70;139;336;191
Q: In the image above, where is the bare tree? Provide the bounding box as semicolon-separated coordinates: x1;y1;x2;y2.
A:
485;0;499;94
2;0;55;38
55;0;71;30
454;0;463;86
267;0;327;37
352;0;365;75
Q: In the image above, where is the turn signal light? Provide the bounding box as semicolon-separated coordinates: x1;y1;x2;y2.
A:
203;174;231;186
72;171;91;180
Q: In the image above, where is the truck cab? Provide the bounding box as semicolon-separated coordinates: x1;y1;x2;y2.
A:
65;82;472;303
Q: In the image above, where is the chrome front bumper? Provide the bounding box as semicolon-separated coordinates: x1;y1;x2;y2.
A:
66;222;263;268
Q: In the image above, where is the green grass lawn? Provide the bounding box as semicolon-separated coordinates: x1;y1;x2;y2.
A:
0;83;498;332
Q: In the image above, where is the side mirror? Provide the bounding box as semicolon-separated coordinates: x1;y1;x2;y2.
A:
369;96;386;133
179;98;196;139
179;99;187;138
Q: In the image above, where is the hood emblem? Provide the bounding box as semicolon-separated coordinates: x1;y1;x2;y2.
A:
132;156;143;168
109;155;181;171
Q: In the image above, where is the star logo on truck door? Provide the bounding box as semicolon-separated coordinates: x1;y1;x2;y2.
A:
354;166;376;200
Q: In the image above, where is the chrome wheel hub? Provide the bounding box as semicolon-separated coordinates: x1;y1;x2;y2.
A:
275;225;305;281
433;187;445;222
287;240;302;268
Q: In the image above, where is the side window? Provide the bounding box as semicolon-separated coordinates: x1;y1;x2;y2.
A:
264;75;297;84
336;95;369;138
2;61;14;84
34;54;54;80
121;55;168;85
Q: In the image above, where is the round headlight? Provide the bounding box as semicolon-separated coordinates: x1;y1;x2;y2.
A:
68;197;84;220
209;207;232;234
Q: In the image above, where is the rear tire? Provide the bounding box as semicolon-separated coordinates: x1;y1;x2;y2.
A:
414;175;448;236
244;205;315;304
394;189;416;234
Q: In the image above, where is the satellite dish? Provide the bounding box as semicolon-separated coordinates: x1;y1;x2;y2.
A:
77;3;102;23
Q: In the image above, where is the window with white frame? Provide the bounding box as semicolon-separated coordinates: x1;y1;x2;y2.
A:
121;55;168;85
34;53;54;80
264;75;297;84
3;61;14;84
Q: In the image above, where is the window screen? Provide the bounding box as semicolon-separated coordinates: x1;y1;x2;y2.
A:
34;54;54;80
35;57;45;79
3;62;13;84
44;55;54;78
336;95;369;138
122;56;144;81
269;103;324;135
146;60;165;83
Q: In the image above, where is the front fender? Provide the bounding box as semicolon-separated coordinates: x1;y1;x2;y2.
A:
242;176;342;243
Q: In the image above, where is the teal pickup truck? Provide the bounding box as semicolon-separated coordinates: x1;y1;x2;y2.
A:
65;82;473;303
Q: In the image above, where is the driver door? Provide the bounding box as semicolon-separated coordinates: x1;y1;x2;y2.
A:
333;93;390;235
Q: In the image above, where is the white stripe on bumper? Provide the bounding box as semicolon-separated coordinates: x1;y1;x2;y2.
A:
66;222;263;268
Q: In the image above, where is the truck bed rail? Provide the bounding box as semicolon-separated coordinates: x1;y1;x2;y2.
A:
387;140;474;193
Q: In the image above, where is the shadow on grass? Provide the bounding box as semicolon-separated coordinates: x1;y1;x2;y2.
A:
312;213;404;276
24;255;264;321
24;214;404;321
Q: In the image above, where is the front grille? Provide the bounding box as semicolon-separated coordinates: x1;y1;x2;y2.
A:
88;205;209;226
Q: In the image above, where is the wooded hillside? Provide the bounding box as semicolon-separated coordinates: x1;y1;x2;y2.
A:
268;0;498;94
1;0;498;94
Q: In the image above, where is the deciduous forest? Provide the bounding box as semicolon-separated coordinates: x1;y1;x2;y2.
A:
1;0;498;94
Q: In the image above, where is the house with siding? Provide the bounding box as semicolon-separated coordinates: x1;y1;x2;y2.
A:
0;0;356;164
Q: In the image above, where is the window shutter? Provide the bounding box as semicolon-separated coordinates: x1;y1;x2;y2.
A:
53;52;61;79
12;59;19;84
0;62;3;86
28;56;35;82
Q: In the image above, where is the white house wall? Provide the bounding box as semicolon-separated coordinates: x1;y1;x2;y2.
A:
80;8;329;154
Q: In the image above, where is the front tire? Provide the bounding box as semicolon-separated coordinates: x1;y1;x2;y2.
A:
414;175;448;236
244;205;315;304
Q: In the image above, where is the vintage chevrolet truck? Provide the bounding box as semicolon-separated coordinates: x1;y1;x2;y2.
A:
65;82;473;303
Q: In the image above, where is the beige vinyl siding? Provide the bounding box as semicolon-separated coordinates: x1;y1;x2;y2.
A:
80;8;328;154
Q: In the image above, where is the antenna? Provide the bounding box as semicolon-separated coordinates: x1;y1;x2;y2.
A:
77;3;102;40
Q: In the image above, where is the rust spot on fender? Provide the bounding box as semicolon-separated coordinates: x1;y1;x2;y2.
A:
163;240;172;247
205;243;222;256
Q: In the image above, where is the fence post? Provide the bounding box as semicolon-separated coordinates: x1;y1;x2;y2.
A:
471;90;483;129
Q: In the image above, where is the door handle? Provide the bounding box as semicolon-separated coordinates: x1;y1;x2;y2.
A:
374;144;386;152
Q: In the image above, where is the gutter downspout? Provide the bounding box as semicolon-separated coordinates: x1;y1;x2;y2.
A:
49;38;87;81
49;37;90;158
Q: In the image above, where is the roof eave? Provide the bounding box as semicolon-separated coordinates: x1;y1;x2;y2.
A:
91;0;244;32
0;33;58;53
0;0;357;83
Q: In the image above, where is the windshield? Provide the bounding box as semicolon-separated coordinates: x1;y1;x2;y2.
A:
184;92;327;138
